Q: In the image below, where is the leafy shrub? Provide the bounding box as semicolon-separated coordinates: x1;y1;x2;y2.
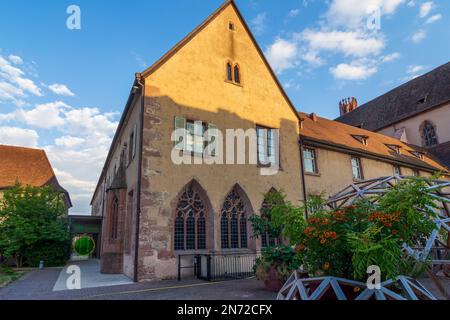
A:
257;177;442;282
254;245;301;282
0;183;69;267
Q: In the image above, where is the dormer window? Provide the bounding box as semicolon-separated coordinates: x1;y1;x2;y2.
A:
409;150;425;160
351;134;369;146
386;144;402;154
417;94;429;105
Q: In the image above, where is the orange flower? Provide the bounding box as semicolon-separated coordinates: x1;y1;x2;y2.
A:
323;262;331;271
353;287;361;293
295;244;305;253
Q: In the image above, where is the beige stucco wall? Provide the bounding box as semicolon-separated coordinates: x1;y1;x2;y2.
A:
377;103;450;147
137;4;303;280
304;147;434;197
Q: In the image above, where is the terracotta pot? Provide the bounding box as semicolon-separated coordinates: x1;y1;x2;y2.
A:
264;266;284;292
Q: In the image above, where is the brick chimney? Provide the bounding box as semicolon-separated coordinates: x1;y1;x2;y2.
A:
339;97;358;116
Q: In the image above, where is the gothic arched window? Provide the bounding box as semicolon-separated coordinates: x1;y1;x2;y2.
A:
111;196;119;240
422;121;438;147
234;65;241;84
174;186;207;251
226;62;233;82
260;189;283;248
221;187;248;249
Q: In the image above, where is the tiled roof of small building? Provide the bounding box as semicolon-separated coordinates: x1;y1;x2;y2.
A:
299;113;449;173
0;145;72;206
335;62;450;131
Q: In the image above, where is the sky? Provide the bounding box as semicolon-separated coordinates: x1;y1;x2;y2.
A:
0;0;449;214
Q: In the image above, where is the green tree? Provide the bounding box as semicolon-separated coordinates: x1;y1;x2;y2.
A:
0;183;69;267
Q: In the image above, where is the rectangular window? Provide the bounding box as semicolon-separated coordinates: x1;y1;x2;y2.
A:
303;148;318;174
174;117;206;155
413;170;420;177
128;131;134;165
393;165;401;176
351;157;363;180
257;126;277;166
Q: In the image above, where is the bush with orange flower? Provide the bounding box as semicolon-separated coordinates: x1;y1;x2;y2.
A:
265;178;440;282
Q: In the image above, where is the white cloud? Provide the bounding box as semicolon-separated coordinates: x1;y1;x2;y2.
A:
250;13;267;35
381;52;401;62
325;0;405;29
0;126;39;147
411;30;426;43
298;29;385;58
48;83;75;97
288;9;300;18
330;61;378;80
407;64;428;74
265;38;299;73
419;1;433;18
0;56;42;96
425;14;442;24
55;135;85;148
407;1;416;7
16;101;70;128
8;55;23;65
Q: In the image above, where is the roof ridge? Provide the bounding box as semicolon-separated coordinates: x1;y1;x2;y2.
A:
140;0;233;78
336;61;450;123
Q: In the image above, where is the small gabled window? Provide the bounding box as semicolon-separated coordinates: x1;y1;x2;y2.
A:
393;165;401;176
351;134;369;146
409;150;425;160
386;144;402;154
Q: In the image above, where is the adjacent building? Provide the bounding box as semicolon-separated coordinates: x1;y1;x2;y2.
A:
336;62;450;167
0;144;72;210
91;0;449;281
300;112;448;197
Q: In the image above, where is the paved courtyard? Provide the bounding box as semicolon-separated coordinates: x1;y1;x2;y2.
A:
0;260;275;300
1;259;448;300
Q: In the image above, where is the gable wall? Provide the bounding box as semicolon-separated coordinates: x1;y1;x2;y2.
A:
137;4;303;280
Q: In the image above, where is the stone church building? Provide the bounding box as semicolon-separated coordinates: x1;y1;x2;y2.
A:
337;62;450;167
91;0;449;282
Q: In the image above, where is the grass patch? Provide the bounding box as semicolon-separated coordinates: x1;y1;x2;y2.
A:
0;267;25;288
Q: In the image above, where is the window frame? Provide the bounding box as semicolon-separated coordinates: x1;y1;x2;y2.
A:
393;165;402;176
256;125;278;168
303;147;319;175
111;197;119;240
421;121;439;147
351;157;364;181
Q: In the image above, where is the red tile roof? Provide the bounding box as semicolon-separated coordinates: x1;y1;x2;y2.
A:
299;113;449;173
0;144;72;207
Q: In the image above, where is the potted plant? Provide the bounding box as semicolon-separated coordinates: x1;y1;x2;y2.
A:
253;245;301;292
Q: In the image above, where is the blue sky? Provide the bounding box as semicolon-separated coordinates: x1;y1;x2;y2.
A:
0;0;449;214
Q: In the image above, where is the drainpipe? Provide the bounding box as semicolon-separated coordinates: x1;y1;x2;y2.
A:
299;137;309;219
133;73;145;282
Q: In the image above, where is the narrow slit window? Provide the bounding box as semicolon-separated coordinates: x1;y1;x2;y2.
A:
234;65;240;84
226;63;233;81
